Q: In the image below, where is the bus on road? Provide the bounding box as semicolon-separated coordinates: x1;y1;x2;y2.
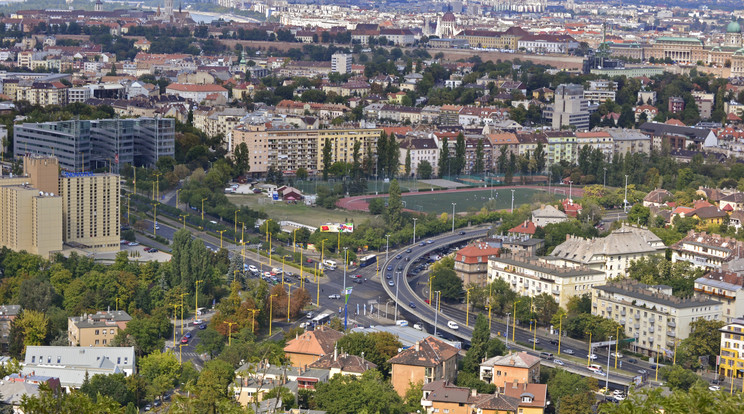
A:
310;313;332;328
359;255;377;268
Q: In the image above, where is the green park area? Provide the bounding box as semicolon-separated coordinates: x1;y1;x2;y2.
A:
227;193;370;228
398;188;564;215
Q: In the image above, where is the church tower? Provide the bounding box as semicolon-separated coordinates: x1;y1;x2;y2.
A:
726;20;742;48
164;0;173;21
94;0;102;12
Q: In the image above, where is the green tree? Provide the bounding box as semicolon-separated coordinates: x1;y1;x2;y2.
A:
296;167;308;180
336;331;402;374
80;373;134;406
417;160;433;179
546;368;592;413
462;314;505;374
599;384;744;414
474;138;484;174
403;381;424;413
385;179;403;230
138;350;180;401
232;142;250;176
454;132;466;175
532;293;559;326
322;138;333;180
313;370;404;414
404;148;411;177
14;310;49;353
352;140;362;179
20;385;123;413
196;326;225;359
628;204;651;226
534;141;546;172
676;318;725;369
430;257;463;301
438;136;449;177
660;365;701;391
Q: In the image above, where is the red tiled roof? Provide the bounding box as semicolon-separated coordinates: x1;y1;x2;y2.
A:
166;83;227;92
509;221;536;235
455;243;500;264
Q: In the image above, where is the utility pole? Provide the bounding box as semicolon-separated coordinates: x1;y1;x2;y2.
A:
624;174;629;212
511;189;515;212
451;203;456;232
412;218;418;244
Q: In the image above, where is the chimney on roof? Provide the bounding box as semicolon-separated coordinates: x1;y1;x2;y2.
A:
471;388;478;397
334;345;338;361
415;341;420;352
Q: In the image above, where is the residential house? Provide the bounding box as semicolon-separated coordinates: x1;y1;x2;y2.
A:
22;346;136;392
388;336;460;396
233;362;330;406
634;104;659;123
454;242;501;286
0;373;60;412
639;122;718;151
420;380;484;414
508;221;537;236
550;225;666;280
502;381;548;414
719;318;744;379
592;280;721;356
561;199;582;217
575;131;614;161
643;189;674;208
694;271;744;323
488;254;606;308
720;193;744;212
544;131;577;166
479;352;541;388
283;326;344;368
399;136;439;178
606;128;652;156
308;347;377;377
689;206;728;225
672;231;744;271
165;83;228;102
0;305;20;350
68;310;132;347
531;205;567;227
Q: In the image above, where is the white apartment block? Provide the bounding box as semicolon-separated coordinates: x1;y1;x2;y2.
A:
671;231;744;271
694;271;744;323
593;281;721;357
488;254;606;308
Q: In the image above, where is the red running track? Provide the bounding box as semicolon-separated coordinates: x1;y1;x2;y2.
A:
336;185;585;212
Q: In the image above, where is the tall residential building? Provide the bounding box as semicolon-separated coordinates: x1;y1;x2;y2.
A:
68;311;132;347
232;125;381;175
694;271;744;323
592;280;721;357
331;53;352;75
14;118;174;172
0;160;63;258
545;84;590;130
719;318;744;379
59;172;120;252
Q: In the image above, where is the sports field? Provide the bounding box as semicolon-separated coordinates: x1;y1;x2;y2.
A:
400;188;565;214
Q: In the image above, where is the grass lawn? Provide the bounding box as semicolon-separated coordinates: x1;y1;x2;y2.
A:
399;188;564;214
227;194;371;227
291;179;440;195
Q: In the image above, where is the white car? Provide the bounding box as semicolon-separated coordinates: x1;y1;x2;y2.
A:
248;265;258;273
128;242;139;246
612;352;624;358
563;349;574;355
553;359;565;366
447;321;459;330
413;323;423;331
709;385;721;391
328;294;341;299
193;319;203;325
589;354;598;360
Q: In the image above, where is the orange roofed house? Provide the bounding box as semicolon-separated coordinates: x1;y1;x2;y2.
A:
388;336;460;396
454;242;501;287
283;326;344;368
479;352;541;389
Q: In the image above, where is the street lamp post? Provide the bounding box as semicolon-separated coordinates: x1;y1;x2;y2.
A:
603;167;607;189
180;214;187;228
223;321;236;346
286;283;294;322
247;309;258;333
505;312;510;348
512;300;521;341
532;319;537;350
624;174;629;212
217;230;226;249
615;326;621;369
234;210;240;243
511;189;515;212
429;274;436;306
385;234;390;263
269;294;278;336
152;203;158;235
451;203;456;232
412;218;418;244
606;336;613;390
465;287;473;326
434;290;441;336
195;280;203;321
586;331;593;366
394;271;401;321
343;247;349;330
201;197;208;223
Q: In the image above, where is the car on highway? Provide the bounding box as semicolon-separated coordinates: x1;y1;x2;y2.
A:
612;352;624;358
387;265;393;271
127;242;139;246
553;359;564;366
350;274;361;279
193;319;203;325
388;280;395;286
447;321;459;330
459;231;466;235
549;339;558;345
420;242;426;246
184;332;192;339
397;264;403;270
426;239;433;244
563;349;574;355
199;323;207;330
709;385;721;391
588;354;598;360
409;302;416;308
306;312;314;319
180;337;188;344
637;369;647;374
386;274;392;279
328;294;341;299
306;258;313;263
413;323;423;331
406;248;412;253
248;265;258;273
353;279;363;284
627;358;637;363
528;338;540;344
396;254;402;259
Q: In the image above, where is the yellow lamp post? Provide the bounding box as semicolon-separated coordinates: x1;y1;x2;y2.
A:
465;287;473;326
195;280;203;321
125;194;131;224
234;210;240;243
178;293;188;335
532;319;537;350
269;294;278;336
246;309;258;334
217;230;226;249
512;300;521;342
293;228;298;254
176;189;181;209
180;214;187;228
286;283;294;322
269;232;272;266
316;265;320;307
558;314;567;355
200;197;208;223
586;331;593;366
321;240;326;265
655;345;660;382
154;172;162;200
615;326;621;369
223;321;236;346
265;219;272;242
152;203;158;235
429;274;437;306
171;303;179;345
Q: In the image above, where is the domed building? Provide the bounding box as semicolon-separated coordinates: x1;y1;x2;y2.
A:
437;11;458;38
726;20;742;48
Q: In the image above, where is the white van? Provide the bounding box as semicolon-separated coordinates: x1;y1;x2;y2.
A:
322;260;337;270
447;321;459;330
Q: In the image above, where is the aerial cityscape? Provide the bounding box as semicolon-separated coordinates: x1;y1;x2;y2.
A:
0;0;744;412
